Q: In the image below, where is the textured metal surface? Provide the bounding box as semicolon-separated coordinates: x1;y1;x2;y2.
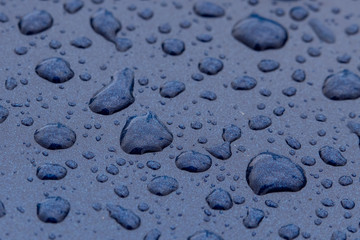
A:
1;0;360;239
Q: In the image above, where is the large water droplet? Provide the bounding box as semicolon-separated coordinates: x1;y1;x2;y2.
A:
246;152;307;195
89;68;135;115
120;112;173;154
232;14;288;51
18;10;53;35
35;58;74;83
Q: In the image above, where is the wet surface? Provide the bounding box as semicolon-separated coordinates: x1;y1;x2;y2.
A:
1;0;360;239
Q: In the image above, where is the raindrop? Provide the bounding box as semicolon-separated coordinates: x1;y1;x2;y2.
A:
193;2;225;18
175;151;212;173
322;70;360;100
18;10;53;35
36;163;67;180
37;197;70;223
206;188;233;210
89;68;134;115
147;176;179;196
34;123;76;150
159;81;185;98
35;58;74;84
120;112;173;154
161;39;185;56
319;146;347;166
246;152;307;195
232;14;288;51
309;18;335;43
106;204;141;230
198;57;223;75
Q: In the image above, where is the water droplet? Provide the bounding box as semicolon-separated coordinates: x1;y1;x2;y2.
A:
285;136;301;150
289;6;309;21
322;69;360;100
222;124;241;143
188;230;223;240
147;176;179;196
206;188;233;210
330;231;346;240
301;156;316;166
0;12;9;23
243;208;264;229
193;2;225;18
187;230;224;240
309;18;335;43
206;142;232;160
89;68;135;115
70;36;92;48
246;152;307;195
64;0;84;14
321;179;333;189
146;160;161;170
106;204;141;230
338;175;353;186
196;34;213;43
144;229;161;240
14;46;28;55
175;151;212;172
257;59;280;72
36;163;67;180
347;121;360;148
120;112;173;154
282;87;297;97
34;123;76;150
114;185;129;198
158;23;171;34
37;197;70;223
138;8;154;20
198;57;223;75
5;77;17;90
21;116;34;127
161;39;185;56
159;80;185;98
231;76;257;90
265;200;278;208
35;58;74;83
248;115;272;130
0;201;5;218
341;199;355;210
319;146;347;166
65;160;78;169
278;224;300;240
115;38;132;52
90;8;121;45
18;10;53;35
232;14;288;51
49;40;62;49
273;107;285;116
345;24;359;36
